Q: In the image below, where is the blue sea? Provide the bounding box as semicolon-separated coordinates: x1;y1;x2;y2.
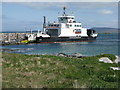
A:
1;33;119;56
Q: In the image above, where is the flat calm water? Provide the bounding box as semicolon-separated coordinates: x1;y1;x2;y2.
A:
1;33;119;56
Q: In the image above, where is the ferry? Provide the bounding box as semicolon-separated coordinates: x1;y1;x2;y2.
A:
24;7;98;43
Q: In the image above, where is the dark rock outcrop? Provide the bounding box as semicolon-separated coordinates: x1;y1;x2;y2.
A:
57;53;83;58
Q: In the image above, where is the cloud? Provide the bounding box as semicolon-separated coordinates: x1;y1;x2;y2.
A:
19;2;67;9
17;2;117;10
98;10;113;14
2;0;120;2
2;15;10;19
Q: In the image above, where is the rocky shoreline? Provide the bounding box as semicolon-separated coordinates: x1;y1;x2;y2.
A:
0;48;34;53
1;48;85;58
1;48;120;60
1;48;120;71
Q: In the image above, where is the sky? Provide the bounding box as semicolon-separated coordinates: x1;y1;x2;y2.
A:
1;2;118;32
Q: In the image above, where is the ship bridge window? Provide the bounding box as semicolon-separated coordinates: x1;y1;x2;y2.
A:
61;17;72;20
69;17;74;19
75;25;81;27
68;17;71;19
70;25;72;27
65;17;70;19
62;17;67;19
51;24;59;27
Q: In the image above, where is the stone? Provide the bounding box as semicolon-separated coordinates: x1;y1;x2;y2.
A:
110;67;120;70
74;53;82;58
114;56;120;63
57;53;68;57
99;57;113;63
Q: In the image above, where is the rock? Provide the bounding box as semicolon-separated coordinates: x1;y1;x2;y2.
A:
68;53;82;58
57;53;83;58
99;57;113;63
57;53;68;57
110;67;120;70
114;56;120;63
74;53;82;58
1;48;33;53
68;54;76;58
0;48;18;52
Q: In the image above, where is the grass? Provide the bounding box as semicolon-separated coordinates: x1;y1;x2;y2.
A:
2;53;119;88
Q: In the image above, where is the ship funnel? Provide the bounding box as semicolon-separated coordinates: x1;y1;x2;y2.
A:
43;16;46;33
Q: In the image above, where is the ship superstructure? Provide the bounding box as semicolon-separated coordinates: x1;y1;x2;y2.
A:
46;7;89;38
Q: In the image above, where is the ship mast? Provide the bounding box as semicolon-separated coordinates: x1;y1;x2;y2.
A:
43;16;46;33
63;7;66;16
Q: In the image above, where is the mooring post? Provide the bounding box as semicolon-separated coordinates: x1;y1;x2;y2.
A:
16;33;19;43
8;33;10;42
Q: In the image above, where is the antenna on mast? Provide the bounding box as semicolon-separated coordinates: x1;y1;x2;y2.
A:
58;12;59;14
72;12;74;15
63;7;66;15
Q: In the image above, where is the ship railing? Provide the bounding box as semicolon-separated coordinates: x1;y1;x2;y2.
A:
46;26;60;28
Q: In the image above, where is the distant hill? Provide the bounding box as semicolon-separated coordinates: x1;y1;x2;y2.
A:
91;27;119;33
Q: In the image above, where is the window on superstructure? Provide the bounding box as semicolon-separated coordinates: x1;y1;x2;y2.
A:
70;25;72;27
75;25;76;27
75;29;81;32
63;17;66;19
66;24;69;27
60;18;63;21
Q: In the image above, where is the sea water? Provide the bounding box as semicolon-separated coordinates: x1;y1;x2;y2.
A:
1;33;119;56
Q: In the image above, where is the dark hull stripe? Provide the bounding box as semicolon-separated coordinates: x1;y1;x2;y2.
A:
35;37;97;43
